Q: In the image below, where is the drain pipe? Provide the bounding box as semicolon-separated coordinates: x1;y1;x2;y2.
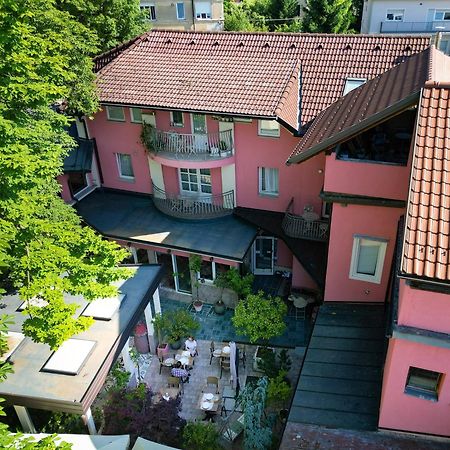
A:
191;0;196;31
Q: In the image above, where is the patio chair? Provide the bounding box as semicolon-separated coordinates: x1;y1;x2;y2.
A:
168;376;180;389
209;341;221;365
237;345;247;369
220;359;231;378
202;376;219;394
158;356;174;375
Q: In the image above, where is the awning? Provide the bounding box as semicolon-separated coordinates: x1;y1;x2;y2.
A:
63;137;94;173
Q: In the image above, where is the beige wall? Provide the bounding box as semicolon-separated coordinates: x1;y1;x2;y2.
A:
141;0;224;31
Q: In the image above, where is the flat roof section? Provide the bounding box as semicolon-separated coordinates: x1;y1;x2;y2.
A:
0;265;164;414
76;189;257;262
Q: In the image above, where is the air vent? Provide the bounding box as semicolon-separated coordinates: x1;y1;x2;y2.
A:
190;39;196;45
373;44;381;51
213;40;219;46
238;41;244;47
404;45;412;52
263;42;270;48
289;43;297;49
344;44;352;50
316;44;323;50
166;38;172;44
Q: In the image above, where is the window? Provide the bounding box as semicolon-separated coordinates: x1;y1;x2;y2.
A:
130;108;142;123
349;236;387;283
106;106;125;122
116;153;134;180
386;9;404;21
176;2;185;20
170;111;184;127
258;120;280;137
198;260;229;282
343;78;366;95
180;168;211;194
435;10;450;21
195;1;212;19
141;3;156;20
405;367;442;401
258;167;279;196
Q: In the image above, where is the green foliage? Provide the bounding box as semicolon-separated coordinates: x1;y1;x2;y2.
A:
152;312;169;344
182;421;223;450
301;0;356;33
232;291;287;343
154;310;200;345
41;412;86;434
0;316;14;382
214;267;253;300
56;0;149;54
258;348;292;379
110;361;131;390
267;372;291;409
188;254;202;273
0;430;72;449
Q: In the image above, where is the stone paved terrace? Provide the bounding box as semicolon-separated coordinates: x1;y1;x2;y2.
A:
142;340;303;423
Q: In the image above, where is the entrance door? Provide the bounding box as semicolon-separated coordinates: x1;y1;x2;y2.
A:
192;114;208;151
173;255;192;294
253;237;275;275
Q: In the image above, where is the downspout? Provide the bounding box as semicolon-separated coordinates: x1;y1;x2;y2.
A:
191;0;196;31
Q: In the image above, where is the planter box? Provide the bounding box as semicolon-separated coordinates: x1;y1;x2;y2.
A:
253;346;274;372
156;343;169;358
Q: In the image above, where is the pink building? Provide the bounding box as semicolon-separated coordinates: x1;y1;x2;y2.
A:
61;30;450;437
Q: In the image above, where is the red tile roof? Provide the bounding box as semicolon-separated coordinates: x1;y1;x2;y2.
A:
287;48;432;164
402;83;450;282
96;30;430;130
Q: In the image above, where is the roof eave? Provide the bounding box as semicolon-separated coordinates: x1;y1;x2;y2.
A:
287;91;421;165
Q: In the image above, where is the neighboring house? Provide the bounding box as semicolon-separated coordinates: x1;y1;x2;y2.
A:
59;30;450;437
140;0;224;31
360;0;450;53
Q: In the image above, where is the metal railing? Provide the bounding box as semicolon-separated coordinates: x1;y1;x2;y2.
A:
152;183;235;220
380;21;450;33
143;125;233;159
282;212;329;241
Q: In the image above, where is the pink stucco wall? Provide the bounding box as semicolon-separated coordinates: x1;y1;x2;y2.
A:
379;338;450;436
234;121;325;215
325;203;404;302
276;239;293;269
324;154;410;201
398;280;450;334
58;174;72;202
162;165;180;195
86;108;152;193
292;257;318;291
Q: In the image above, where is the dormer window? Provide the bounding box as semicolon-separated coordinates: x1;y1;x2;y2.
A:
343;78;366;96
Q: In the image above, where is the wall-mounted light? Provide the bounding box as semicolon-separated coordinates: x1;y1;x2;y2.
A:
210;257;214;262
318;169;324;174
167;249;172;254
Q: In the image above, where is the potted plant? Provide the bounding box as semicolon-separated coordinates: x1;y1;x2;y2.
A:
165;309;200;349
213;271;228;315
189;254;204;311
267;372;292;419
152;313;169;357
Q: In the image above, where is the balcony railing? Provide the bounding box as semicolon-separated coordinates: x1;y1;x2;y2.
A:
380;21;450;33
142;124;234;160
282;212;329;241
152;183;235;220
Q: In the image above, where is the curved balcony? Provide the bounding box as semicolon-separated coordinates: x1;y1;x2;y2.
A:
142;124;234;161
282;212;329;242
152;184;235;220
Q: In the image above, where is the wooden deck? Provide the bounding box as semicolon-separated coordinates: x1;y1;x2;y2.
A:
289;303;386;431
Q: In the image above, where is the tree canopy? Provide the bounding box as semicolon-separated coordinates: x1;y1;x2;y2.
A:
301;0;355;34
56;0;149;54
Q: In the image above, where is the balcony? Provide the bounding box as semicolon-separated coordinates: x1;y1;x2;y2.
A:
142;124;233;161
380;21;450;33
152;183;235;220
282;212;329;242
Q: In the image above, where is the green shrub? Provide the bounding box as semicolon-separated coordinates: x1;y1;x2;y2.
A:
182;421;222;450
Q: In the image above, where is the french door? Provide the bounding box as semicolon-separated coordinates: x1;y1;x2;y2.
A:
179;168;212;195
191;114;208;151
252;237;276;275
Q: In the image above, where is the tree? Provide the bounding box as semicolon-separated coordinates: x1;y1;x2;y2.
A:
301;0;355;34
56;0;149;54
0;0;129;350
232;291;287;343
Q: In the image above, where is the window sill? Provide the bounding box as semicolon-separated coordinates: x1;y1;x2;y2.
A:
404;387;438;402
131;120;142;124
107;118;126;122
349;273;382;284
258;133;280;138
258;192;279;198
119;177;136;183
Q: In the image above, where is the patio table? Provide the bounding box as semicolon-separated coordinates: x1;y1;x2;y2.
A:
157;387;180;402
198;392;222;417
175;350;194;368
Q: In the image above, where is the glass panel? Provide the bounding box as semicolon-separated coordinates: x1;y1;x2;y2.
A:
199;260;213;280
118;154;134;178
176;2;185;19
172;110;183;125
181;182;189;190
255;238;273;270
357;241;379;275
215;263;229;277
259;120;280;136
175;256;192;293
407;367;441;393
156;252;175;289
193;114;207;134
136;248;149;264
107;106;125;121
343;78;366;95
181;173;188;182
131;108;142;123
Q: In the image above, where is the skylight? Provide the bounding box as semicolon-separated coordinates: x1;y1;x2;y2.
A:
42;339;96;375
0;332;25;362
81;293;125;320
343;78;366;96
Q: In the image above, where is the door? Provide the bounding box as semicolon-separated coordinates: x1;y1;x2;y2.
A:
179;168;212;196
192;114;208;151
252;237;275;275
173;255;192;294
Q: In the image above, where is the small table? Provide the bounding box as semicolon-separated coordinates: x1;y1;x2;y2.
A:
158;387;180;402
175;350;194;368
198;392;222;420
290;295;307;320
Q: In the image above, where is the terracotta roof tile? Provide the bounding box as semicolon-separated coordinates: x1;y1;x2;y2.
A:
95;30;430;130
402;84;450;282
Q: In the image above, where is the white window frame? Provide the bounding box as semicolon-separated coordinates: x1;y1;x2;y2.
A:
130;108;142;123
106;106;125;122
349;236;387;284
170;110;184;127
434;10;450;21
116;153;135;180
386;9;404;21
343;78;366;96
258;167;279;197
141;3;156;21
195;1;212;20
176;2;185;20
179;168;212;195
258;119;280;137
197;261;230;283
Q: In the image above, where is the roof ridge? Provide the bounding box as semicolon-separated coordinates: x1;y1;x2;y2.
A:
274;58;300;117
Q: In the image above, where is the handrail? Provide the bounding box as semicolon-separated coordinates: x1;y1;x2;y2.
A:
380;21;450;33
282;212;329;241
143;125;234;159
152;183;235;220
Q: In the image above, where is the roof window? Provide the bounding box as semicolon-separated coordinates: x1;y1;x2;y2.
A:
343;78;366;96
